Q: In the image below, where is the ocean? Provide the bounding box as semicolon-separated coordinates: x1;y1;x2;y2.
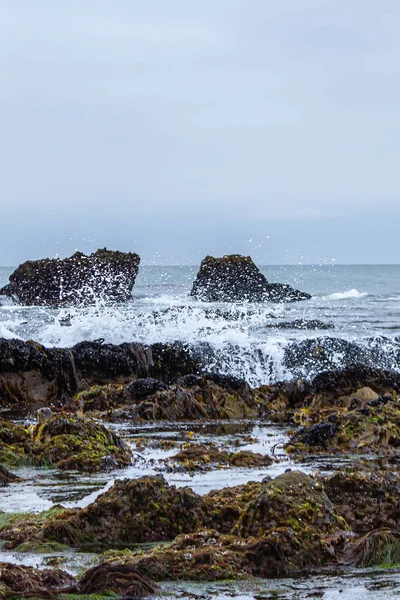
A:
1;263;399;386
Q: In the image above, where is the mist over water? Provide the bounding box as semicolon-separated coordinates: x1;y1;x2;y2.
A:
1;264;400;386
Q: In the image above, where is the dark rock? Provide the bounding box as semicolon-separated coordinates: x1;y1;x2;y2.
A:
0;338;200;409
284;338;400;379
290;422;337;447
0;248;140;306
311;365;400;398
0;464;20;486
190;255;311;303
265;319;334;330
0;338;78;407
126;378;168;398
176;374;202;387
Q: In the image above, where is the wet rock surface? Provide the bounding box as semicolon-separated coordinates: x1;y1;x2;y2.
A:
265;318;334;330
0;248;140;306
170;443;273;471
0;339;199;409
190;255;311;303
0;412;131;472
0;561;75;597
70;373;258;421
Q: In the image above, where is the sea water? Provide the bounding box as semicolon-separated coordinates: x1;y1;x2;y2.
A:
1;264;399;386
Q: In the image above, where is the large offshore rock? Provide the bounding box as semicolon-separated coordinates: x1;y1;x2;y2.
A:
0;248;140;306
190;255;311;302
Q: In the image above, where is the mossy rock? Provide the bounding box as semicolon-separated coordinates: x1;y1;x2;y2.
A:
170;443;272;471
286;392;400;456
0;506;72;550
43;475;206;546
232;470;349;571
0;413;131;472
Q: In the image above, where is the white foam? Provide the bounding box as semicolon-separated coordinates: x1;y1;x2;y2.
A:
326;289;368;300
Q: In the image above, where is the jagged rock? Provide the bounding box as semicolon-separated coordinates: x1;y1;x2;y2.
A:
0;339;200;409
0;248;140;306
190;255;311;303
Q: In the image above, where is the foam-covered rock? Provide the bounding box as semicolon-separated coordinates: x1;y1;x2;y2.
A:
0;248;140;306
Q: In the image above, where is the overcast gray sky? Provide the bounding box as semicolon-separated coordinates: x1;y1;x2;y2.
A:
1;0;399;265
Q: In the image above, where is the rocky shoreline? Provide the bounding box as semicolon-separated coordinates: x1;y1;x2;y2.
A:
1;337;400;597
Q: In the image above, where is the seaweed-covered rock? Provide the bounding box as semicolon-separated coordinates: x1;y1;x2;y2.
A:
66;562;158;597
32;413;132;471
341;529;400;568
124;529;257;581
232;470;348;571
0;248;140;306
70;374;258;421
322;470;400;534
170;443;272;471
286;390;400;455
203;481;262;533
44;475;205;545
0;413;131;471
0;506;72;550
190;255;311;303
0;562;75;596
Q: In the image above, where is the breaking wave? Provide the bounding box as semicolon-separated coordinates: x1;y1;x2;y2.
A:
327;289;368;300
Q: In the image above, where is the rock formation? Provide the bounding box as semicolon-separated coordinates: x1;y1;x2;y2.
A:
190;255;311;302
0;248;140;306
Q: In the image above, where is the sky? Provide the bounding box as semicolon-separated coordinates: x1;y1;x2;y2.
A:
1;0;399;265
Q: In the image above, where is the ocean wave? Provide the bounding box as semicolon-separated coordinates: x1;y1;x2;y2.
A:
326;289;368;300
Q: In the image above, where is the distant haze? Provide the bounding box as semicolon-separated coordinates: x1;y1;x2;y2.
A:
1;0;399;265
